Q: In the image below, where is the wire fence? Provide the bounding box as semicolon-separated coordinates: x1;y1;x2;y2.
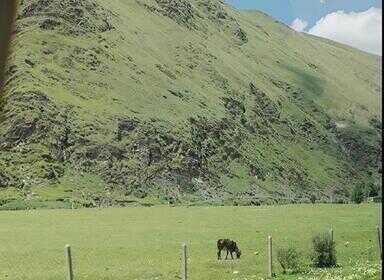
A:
0;226;381;280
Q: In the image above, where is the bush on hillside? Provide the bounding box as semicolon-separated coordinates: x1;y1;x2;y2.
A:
363;180;379;197
311;232;337;268
351;184;364;204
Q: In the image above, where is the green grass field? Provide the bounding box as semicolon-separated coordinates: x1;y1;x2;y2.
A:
0;204;380;280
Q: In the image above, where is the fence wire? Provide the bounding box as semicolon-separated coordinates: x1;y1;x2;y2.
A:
0;225;381;280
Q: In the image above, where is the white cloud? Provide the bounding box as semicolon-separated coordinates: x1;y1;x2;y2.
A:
308;7;382;55
320;0;326;3
290;18;308;32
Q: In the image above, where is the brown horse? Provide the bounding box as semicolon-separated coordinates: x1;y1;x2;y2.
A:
217;239;242;260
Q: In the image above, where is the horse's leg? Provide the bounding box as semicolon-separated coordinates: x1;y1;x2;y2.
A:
230;251;234;259
217;249;221;260
225;250;229;260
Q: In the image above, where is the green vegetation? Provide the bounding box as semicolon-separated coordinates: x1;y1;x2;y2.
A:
351;184;365;204
311;232;337;268
0;204;380;280
277;246;301;274
0;0;381;205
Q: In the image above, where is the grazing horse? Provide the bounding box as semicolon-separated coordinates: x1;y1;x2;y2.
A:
217;239;242;260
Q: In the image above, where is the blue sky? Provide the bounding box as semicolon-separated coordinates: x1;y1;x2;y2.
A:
226;0;382;28
226;0;382;55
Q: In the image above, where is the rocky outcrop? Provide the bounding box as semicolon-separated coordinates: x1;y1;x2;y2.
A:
18;0;116;35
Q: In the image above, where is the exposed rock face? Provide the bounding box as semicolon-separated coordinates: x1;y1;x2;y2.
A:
137;0;248;44
196;0;248;43
155;0;197;27
0;0;380;207
19;0;115;35
137;0;198;29
1;91;64;147
116;118;137;141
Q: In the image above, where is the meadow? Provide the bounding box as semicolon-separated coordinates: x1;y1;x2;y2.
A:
0;203;381;280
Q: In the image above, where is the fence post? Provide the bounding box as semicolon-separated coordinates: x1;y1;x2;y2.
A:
330;228;334;243
267;236;273;278
65;244;74;280
181;243;187;280
377;225;382;260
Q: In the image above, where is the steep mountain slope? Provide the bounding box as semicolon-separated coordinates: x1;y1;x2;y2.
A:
0;0;381;208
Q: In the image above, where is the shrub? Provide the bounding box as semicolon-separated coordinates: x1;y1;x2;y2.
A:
363;180;379;197
311;232;337;268
310;195;316;204
351;184;364;204
277;246;300;273
0;199;29;211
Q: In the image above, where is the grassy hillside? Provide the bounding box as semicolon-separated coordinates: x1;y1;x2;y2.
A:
0;0;381;208
0;204;380;279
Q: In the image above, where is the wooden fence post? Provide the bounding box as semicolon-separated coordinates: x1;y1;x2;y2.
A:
267;236;273;278
330;228;334;243
65;244;74;280
377;225;382;260
181;243;187;280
